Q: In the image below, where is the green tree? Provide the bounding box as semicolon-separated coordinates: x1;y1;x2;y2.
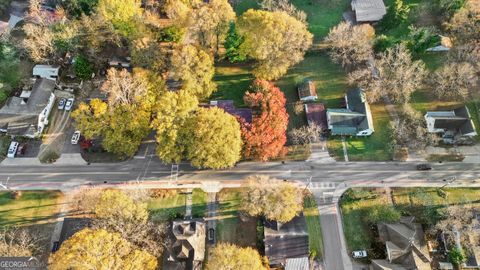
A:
380;0;410;29
152;90;198;163
224;22;246;63
97;0;143;37
237;9;312;80
49;229;157;270
170;45;216;99
73;55;94;80
206;243;267;270
242;175;303;223
187;0;236;53
182;107;242;169
0;42;20;103
449;247;466;266
63;0;98;17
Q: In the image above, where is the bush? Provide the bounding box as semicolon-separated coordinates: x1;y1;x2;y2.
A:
365;204;401;224
379;0;410;30
73;55;94;80
404;26;440;55
159;26;184;43
374;35;399;52
40;151;60;164
449;247;466;266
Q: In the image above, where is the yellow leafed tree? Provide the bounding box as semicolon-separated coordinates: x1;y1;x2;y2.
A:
206;243;267;270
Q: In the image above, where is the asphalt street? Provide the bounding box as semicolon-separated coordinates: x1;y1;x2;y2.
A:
1;158;480;270
1;158;480;189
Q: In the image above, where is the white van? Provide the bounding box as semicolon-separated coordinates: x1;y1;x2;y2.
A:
7;141;19;158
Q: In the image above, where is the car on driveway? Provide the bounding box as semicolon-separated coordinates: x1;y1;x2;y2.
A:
352;250;367;258
58;98;66;110
65;98;74;111
71;131;81;144
416;164;432;171
16;144;27;156
7;141;19;158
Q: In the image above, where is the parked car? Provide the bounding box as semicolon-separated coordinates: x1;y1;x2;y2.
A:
71;131;81;144
58;98;66;110
16;144;27;156
352;250;367;258
65;98;74;111
416;164;432;171
7;141;19;158
208;228;215;244
51;241;59;253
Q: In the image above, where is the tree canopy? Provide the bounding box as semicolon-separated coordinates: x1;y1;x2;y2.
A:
242;80;288;161
242;175;303;223
49;228;157;270
237;9;312;80
206;243;267;270
183;107;242;169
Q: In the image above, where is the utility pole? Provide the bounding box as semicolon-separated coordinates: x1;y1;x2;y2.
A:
0;177;10;190
170;164;179;182
304;176;312;192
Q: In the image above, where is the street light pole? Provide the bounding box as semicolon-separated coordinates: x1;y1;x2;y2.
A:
441;176;456;189
304;176;312;192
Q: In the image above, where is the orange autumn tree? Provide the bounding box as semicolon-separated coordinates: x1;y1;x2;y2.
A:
242;79;288;161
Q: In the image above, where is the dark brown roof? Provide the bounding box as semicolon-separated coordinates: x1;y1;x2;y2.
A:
305;103;327;130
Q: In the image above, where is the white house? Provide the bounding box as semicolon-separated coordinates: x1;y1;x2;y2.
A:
424;106;477;143
0;79;56;138
33;65;60;81
326;88;374;136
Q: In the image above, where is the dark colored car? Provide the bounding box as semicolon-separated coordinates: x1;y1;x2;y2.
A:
416;164;432;171
208;228;215;244
16;144;27;156
51;241;59;253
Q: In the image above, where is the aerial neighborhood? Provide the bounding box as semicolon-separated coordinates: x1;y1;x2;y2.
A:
0;0;478;269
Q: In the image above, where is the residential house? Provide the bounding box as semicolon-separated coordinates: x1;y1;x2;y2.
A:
298;79;318;102
264;214;310;268
350;0;386;23
424;106;477;144
207;100;253;124
164;219;206;270
326;88;374;136
33;65;60;81
305;103;327;131
0;79;56;138
372;216;432;270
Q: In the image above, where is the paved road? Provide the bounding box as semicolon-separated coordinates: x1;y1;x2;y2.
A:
2;158;480;270
1;158;480;189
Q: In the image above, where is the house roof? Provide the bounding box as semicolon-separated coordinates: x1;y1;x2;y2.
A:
351;0;386;22
425;106;476;135
170;219;206;265
298;79;317;100
0;79;55;136
208;100;253;124
285;257;309;270
377;217;431;270
264;214;309;265
305;103;327;130
327;89;374;135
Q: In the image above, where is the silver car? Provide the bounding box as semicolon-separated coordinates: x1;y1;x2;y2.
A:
65;98;74;111
71;131;81;145
352;250;367;258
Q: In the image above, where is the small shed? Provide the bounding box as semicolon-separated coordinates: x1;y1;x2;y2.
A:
33;65;60;81
297;79;318;102
351;0;386;22
285;257;309;270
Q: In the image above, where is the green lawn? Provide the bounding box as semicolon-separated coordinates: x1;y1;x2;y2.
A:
327;104;394;161
0;135;12;161
215;188;257;247
0;191;62;227
341;188;480;254
212;62;253;107
304;195;323;259
340;189;389;252
148;189;207;221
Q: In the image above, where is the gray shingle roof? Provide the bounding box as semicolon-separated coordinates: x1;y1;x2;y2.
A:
351;0;386;22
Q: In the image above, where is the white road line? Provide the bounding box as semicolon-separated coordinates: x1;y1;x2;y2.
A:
0;172;131;176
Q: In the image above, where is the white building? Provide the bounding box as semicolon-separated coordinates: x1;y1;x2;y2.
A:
33;65;60;81
0;79;56;138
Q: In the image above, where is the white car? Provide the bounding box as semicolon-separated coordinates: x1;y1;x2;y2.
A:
352;250;367;258
7;141;19;158
65;98;74;111
71;131;81;145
